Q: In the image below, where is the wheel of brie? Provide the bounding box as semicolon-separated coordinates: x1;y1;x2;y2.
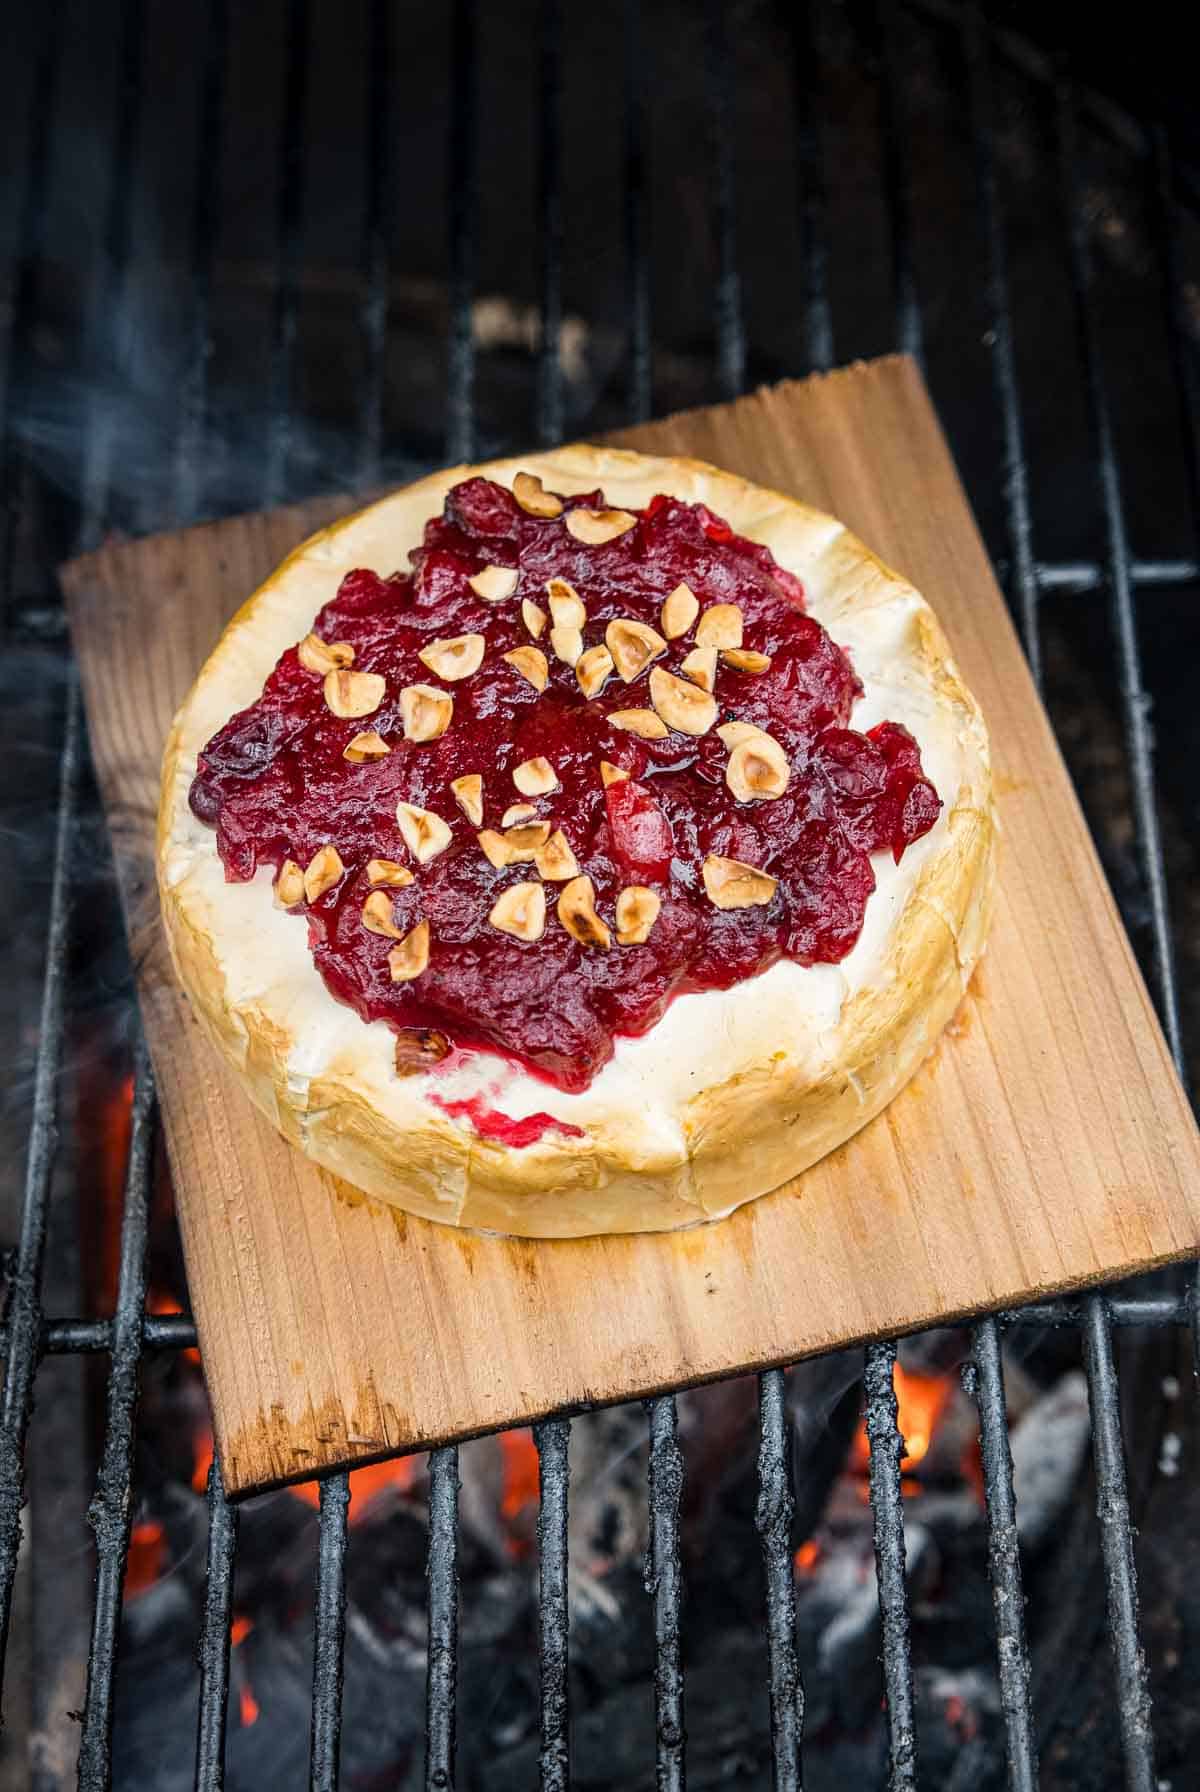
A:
158;446;995;1237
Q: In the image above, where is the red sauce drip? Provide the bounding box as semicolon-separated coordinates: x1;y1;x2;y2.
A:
190;478;940;1092
430;1095;586;1147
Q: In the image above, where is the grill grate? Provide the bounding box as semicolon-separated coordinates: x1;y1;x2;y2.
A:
1;2;1197;1787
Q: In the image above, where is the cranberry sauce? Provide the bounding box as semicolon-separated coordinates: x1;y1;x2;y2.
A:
190;477;940;1093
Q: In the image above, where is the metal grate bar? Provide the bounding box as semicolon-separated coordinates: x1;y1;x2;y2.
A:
964;1317;1038;1792
79;0;146;548
535;1418;571;1791
28;1314;198;1354
0;0;64;628
1004;1294;1192;1328
173;0;228;525
264;0;311;507
1057;78;1184;1074
309;1472;351;1792
964;3;1041;686
1150;126;1200;544
358;0;393;487
0;688;80;1695
445;0;478;463
704;0;746;398
535;0;565;448
1079;1295;1157;1792
874;0;924;363
645;1396;686;1792
790;0;834;374
1036;556;1200;592
425;1445;461;1792
756;1370;803;1791
76;1046;156;1792
193;1459;240;1792
622;0;653;423
864;1340;918;1791
1190;1267;1200;1385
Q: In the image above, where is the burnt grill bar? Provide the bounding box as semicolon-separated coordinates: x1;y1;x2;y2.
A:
0;3;1197;1788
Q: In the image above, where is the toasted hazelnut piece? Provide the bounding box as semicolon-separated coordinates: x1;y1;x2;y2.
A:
522;598;548;639
722;647;772;675
503;645;549;692
362;890;406;938
513;755;559;797
298;633;354;674
399;683;454;742
468;563;519;602
477;820;551;867
679;646;717;693
450;773;484;826
695;603;744;649
702;854;778;910
303;844;344;903
343;729;390;763
608;707;669;740
660;582;699;640
546;580;586;630
388;918;431;982
273;859;305;907
716;720;770;749
502;802;538;827
513;470;564;517
396;802;453;864
550;625;584;667
366;858;414;888
394;1026;451;1075
606;617;667;684
418;632;486;681
534;829;580;882
565;507;637;545
576;644;614;699
726;732;791;802
616;885;662;945
600;759;631;787
557;874;612;948
489;881;546;941
324;668;386;718
648;666;718;736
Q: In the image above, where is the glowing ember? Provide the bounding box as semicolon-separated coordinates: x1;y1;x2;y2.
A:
123;1519;166;1598
239;1685;260;1728
794;1538;821;1574
850;1364;955;1492
192;1429;214;1495
287;1454;421;1522
231;1615;253;1646
147;1287;201;1364
499;1428;540;1520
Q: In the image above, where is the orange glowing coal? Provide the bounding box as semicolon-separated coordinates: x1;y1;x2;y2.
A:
288;1454;420;1522
124;1519;166;1598
850;1363;954;1489
793;1538;821;1574
499;1428;540;1521
232;1616;259;1726
146;1288;201;1364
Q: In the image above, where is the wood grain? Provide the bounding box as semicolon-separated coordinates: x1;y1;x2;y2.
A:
61;358;1200;1497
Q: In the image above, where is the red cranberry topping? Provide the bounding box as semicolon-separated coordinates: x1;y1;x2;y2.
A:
190;478;941;1094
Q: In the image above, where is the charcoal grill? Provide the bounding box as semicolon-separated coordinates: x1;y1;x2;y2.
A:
1;2;1198;1788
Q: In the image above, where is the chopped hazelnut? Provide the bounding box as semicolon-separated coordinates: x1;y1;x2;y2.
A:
678;646;717;693
324;668;385;718
298;633;354;674
513;470;564;517
418;632;486;681
701;855;778;910
522;598;548;639
273;859;305;908
576;645;615;699
388;918;431;981
615;885;662;945
606;617;667;683
502;802;538;827
362;890;406;938
549;625;583;667
394;1027;451;1075
564;507;638;545
648;666;718;736
449;773;484;826
468;563;519;602
399;683;453;741
366;858;414;888
726;732;791;802
607;707;668;740
695;603;744;649
503;645;549;692
303;844;344;903
343;729;390;763
660;582;699;640
534;829;580;882
395;802;453;864
600;760;631;787
721;648;772;674
557;874;611;948
513;755;559;797
546;579;586;629
489;881;546;941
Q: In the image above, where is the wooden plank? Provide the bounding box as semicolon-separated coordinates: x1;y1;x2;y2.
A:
61;357;1200;1496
